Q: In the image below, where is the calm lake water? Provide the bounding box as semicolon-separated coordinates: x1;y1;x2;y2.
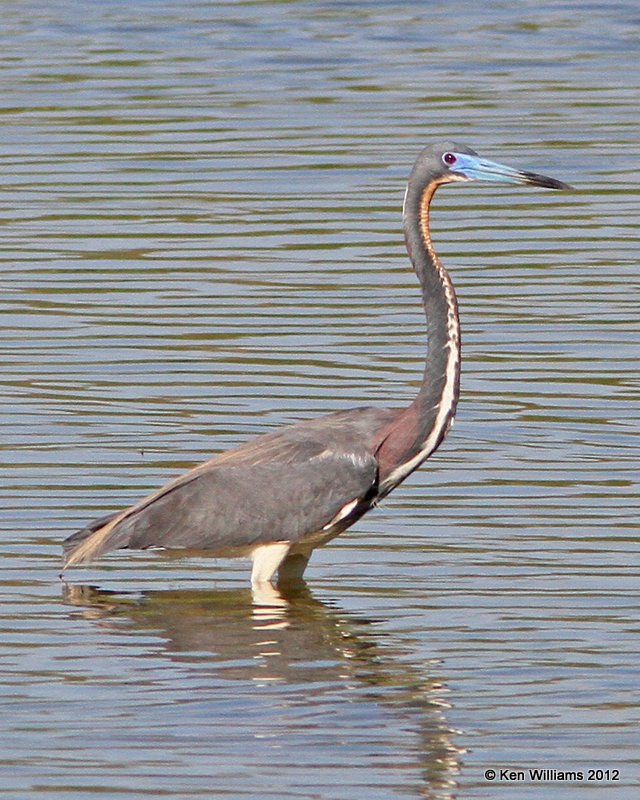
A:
1;1;638;798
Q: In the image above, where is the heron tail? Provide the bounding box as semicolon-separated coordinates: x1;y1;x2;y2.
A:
62;511;128;568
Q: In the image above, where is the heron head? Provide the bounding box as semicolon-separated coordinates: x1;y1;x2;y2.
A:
419;141;572;190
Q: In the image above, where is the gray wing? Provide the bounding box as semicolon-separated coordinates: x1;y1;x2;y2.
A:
63;406;398;565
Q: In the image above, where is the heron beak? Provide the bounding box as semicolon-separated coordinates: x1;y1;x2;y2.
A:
451;153;572;190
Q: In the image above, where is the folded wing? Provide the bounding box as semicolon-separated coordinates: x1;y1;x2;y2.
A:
63;407;396;567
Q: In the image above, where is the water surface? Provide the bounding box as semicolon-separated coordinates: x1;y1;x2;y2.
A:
1;1;638;798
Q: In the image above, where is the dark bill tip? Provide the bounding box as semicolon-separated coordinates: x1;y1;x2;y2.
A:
519;170;573;191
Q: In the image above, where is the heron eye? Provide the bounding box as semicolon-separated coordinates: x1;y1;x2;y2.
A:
443;152;457;165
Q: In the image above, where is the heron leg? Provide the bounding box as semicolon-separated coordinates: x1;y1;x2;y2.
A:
250;542;291;585
277;549;311;585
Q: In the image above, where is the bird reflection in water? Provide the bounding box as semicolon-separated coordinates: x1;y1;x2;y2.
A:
63;583;464;797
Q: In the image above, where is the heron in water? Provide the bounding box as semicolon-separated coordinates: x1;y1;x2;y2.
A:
63;142;570;587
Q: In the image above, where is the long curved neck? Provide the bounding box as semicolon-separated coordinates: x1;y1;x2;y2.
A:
375;178;461;491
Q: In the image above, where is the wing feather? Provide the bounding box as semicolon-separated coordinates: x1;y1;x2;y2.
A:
63;407;396;567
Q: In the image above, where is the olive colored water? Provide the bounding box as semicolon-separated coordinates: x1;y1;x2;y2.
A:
0;1;638;798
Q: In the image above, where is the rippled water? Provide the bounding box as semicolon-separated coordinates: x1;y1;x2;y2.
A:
1;1;638;798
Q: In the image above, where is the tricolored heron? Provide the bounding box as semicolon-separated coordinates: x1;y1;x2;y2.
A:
63;142;570;586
